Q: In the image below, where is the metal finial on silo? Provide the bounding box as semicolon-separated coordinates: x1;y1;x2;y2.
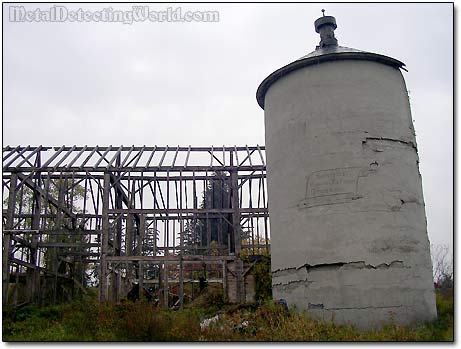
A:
314;12;338;49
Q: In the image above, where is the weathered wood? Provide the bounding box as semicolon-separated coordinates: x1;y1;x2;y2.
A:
223;261;228;301
3;173;267;181
163;261;169;307
112;156;123;301
3;146;30;168
16;173;76;220
99;172;110;301
137;214;145;293
3;173;17;305
16;145;42;168
7;165;266;173
66;145;88;169
38;242;100;248
105;255;236;262
3;145;269;307
231;170;244;302
107;208;267;214
52;178;66;304
3;145;266;153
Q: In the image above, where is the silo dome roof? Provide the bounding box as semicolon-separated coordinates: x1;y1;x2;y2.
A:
256;15;406;109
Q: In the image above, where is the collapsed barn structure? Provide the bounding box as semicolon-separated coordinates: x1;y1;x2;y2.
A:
2;145;269;307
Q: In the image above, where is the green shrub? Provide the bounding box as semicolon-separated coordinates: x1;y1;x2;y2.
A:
2;290;453;342
254;256;272;301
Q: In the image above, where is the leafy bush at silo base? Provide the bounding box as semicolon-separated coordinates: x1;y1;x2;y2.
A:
2;291;453;342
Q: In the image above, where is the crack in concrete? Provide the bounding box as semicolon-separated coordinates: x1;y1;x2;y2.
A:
303;260;406;273
323;305;404;311
273;279;313;287
272;266;297;275
399;198;420;205
362;137;417;151
274;261;407;289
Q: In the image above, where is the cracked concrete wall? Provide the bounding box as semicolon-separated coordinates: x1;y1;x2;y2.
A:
264;60;437;329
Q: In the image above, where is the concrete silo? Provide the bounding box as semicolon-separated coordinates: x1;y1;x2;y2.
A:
256;13;437;328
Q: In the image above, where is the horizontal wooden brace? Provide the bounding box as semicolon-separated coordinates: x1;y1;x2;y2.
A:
105;255;236;262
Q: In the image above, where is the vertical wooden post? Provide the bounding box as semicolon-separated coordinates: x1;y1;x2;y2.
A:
178;174;184;309
3;173;18;305
179;221;184;308
153;218;157;257
231;170;244;302
126;213;133;279
28;171;42;303
99;172;110;301
112;157;123;301
163;172;170;307
53;177;66;304
222;260;227;302
163;261;169;307
138;214;145;292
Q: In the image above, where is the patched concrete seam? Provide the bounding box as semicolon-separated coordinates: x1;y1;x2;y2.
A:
308;303;324;309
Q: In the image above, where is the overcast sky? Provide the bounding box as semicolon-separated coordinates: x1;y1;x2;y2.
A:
3;3;453;251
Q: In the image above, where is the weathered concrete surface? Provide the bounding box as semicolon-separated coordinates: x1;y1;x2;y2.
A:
263;59;437;329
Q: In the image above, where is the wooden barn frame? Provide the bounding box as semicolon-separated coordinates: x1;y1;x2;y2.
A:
2;145;269;307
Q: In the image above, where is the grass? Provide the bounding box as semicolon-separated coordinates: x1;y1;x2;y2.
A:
2;290;453;342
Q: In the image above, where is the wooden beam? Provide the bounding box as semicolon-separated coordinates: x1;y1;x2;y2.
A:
3;173;17;305
99;172;110;301
16;173;76;220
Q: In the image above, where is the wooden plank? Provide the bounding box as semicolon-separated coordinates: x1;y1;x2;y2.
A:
107;208;267;214
107;145;123;169
79;145;99;169
245;145;253;166
16;173;76;220
3;173;267;181
105;255;236;262
223;261;227;300
38;242;100;248
99;172;110;301
209;146;214;167
6;165;266;173
93;145;112;169
66;145;88;169
257;144;265;166
10;258;74;280
2;145;21;162
3;145;30;168
3;145;265;154
158;146;168;167
16;145;42;167
171;145;180;168
120;145;134;167
52;145;76;170
184;145;191;168
41;145;66;168
3;173;17;305
234;145;239;165
145;145;157;168
132;146;146;168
